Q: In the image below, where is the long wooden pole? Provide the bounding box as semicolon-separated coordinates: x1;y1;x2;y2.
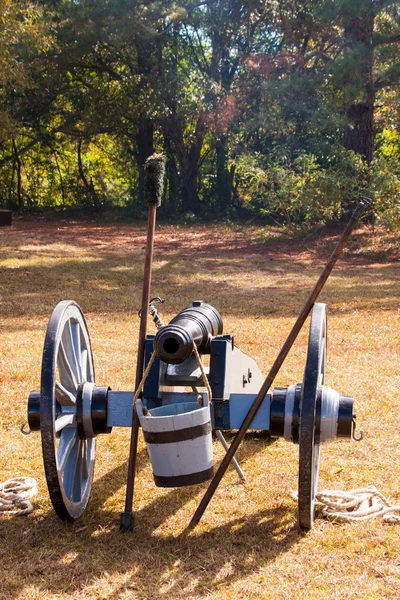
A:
120;154;165;532
188;203;364;530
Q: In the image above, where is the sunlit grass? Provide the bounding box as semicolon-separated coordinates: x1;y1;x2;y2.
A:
0;219;399;599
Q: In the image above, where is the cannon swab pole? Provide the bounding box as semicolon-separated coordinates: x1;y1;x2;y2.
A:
188;203;365;531
120;153;165;532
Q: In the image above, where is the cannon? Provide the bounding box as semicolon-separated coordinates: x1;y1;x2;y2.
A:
27;298;357;527
26;155;364;530
153;301;223;364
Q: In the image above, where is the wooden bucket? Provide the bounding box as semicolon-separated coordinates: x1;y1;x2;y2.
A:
136;396;214;487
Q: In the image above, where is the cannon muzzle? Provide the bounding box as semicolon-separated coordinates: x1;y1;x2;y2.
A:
153;301;223;364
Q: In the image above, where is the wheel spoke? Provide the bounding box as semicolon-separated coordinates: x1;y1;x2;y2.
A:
57;339;79;392
70;321;83;382
55;381;76;406
72;440;84;502
82;440;89;479
57;428;78;474
63;438;81;501
55;413;76;433
80;348;88;382
61;322;81;383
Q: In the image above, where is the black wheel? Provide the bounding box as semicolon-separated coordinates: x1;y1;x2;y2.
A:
298;303;327;530
40;301;96;521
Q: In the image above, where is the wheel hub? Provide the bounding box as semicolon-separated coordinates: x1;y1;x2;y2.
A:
270;384;354;443
29;383;111;438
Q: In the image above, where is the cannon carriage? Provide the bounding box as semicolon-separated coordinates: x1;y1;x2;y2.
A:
26;154;363;531
27;298;357;530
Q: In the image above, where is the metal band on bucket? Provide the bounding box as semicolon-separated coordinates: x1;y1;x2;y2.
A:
143;421;212;444
153;466;214;487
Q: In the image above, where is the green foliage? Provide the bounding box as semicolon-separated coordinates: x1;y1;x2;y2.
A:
371;154;400;230
233;149;367;225
0;0;399;228
0;134;137;212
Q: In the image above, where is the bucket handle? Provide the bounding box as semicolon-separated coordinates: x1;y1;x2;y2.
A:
192;343;213;403
133;342;212;413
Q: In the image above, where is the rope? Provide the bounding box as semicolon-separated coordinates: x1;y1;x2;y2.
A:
192;342;212;402
315;486;400;523
0;477;38;516
134;342;212;413
133;350;157;408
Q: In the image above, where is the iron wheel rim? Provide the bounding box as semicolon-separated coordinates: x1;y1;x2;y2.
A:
40;300;96;521
298;303;327;530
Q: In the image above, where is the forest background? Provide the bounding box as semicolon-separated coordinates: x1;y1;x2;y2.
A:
0;0;399;228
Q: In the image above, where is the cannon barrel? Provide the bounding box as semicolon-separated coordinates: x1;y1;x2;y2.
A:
153;301;223;364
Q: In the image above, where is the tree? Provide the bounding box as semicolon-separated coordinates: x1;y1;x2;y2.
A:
0;0;399;223
323;0;400;166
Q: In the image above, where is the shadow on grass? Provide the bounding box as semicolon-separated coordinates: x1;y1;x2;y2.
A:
1;249;399;325
0;435;294;599
1;219;399;325
1;500;300;600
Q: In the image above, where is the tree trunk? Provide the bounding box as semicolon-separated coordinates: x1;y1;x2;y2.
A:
167;115;206;215
54;151;66;207
216;137;232;213
179;135;205;214
77;138;100;210
134;39;155;207
12;139;22;209
162;24;180;214
344;99;375;165
136;119;154;206
163;134;180;214
44;137;66;206
8;159;16;207
343;4;375;165
180;166;199;214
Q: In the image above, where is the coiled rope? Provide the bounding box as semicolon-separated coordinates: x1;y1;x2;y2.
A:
315;486;400;523
0;477;38;516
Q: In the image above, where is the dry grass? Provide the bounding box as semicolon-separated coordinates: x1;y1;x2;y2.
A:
0;218;399;600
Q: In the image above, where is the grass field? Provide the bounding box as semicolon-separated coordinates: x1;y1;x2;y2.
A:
0;217;399;600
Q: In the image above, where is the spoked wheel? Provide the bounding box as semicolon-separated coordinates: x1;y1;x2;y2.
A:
298;303;327;530
40;300;96;521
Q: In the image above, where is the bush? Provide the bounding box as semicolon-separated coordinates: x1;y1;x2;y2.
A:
372;154;400;230
232;149;366;226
